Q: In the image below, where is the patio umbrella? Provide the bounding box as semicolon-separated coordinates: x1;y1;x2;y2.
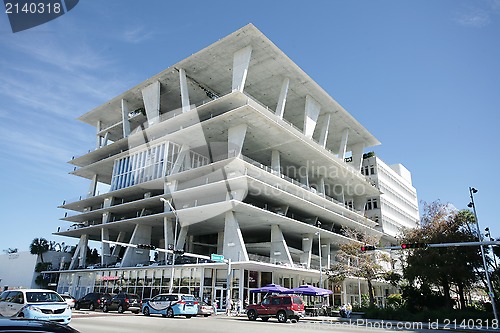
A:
285;285;333;296
250;283;292;293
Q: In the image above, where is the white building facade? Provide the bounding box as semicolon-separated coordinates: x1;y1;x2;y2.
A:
54;25;413;307
361;154;419;238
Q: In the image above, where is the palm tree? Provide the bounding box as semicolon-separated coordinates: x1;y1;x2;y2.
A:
30;238;49;263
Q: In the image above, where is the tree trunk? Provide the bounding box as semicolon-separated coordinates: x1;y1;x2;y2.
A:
442;277;452;309
367;279;375;307
457;282;466;310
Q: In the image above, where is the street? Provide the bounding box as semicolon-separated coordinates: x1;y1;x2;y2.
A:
68;312;462;333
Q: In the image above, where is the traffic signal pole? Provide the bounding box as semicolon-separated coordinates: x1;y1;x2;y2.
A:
361;239;500;321
377;240;500;251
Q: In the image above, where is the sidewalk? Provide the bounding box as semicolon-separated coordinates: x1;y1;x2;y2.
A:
216;312;500;332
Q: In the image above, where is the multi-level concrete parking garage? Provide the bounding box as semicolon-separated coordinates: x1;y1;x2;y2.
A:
53;24;418;308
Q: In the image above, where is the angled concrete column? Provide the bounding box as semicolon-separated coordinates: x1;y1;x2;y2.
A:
69;234;88;269
169;144;191;175
270;225;293;266
338;128;349;160
179;68;191;113
87;174;98;198
228;124;247;157
96;121;102;149
111;231;127;261
101;228;111;265
232;46;252;92
223;212;249;262
299;172;310;188
275;78;289;119
121;99;131;138
102;132;109;147
217;231;224;256
163;216;174;251
271;150;281;174
318;177;326;196
303;95;321;139
121;224;152;267
142;80;161;126
318;113;331;148
176;226;189;251
321;241;331;270
300;233;314;268
351;142;365;172
353;196;366;215
164;180;178;197
102;197;113;224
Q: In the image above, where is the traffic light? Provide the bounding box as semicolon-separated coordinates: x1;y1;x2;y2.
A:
137;244;156;250
361;245;376;251
401;243;427;249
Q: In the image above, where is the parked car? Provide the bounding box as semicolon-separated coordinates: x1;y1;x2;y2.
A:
74;292;112;311
246;295;304;323
0;289;72;325
60;295;76;309
196;301;214;317
0;318;80;332
141;294;198;318
102;293;141;314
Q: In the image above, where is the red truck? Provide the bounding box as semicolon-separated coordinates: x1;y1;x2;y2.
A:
246;295;305;323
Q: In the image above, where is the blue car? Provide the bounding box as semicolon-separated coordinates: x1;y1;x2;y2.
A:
142;294;198;318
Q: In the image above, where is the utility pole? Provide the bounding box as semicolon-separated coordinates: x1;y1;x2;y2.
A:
468;187;498;322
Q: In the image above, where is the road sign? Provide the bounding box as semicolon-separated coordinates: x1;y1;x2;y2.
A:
211;254;224;262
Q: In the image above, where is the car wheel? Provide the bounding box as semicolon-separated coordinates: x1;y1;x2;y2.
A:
261;317;269;322
186;315;192;318
74;303;80;310
133;310;140;314
143;307;150;316
277;311;287;323
103;305;108;313
118;305;124;313
247;309;257;321
204;314;209;317
166;307;174;318
89;303;95;311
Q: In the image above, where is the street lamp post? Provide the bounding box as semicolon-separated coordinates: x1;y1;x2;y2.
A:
485;228;498;270
316;231;322;288
468;187;498;322
161;197;179;294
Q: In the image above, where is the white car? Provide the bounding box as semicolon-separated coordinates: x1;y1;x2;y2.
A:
0;289;72;324
60;294;76;309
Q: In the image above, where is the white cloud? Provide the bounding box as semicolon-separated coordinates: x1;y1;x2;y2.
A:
453;0;500;28
122;26;154;44
454;10;491;27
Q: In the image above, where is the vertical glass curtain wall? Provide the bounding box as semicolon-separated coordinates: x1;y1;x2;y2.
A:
110;141;209;191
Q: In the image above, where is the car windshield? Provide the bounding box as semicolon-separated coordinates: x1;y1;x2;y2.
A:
181;295;196;301
26;292;64;303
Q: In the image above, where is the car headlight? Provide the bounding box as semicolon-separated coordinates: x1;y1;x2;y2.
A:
27;305;43;313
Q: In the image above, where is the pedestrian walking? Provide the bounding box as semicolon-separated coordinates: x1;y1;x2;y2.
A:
212;299;218;315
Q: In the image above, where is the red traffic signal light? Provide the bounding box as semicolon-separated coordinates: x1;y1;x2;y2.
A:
361;245;376;251
401;243;427;249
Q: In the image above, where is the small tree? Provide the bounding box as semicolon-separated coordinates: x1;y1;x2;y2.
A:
328;227;391;307
401;201;482;310
30;238;49;263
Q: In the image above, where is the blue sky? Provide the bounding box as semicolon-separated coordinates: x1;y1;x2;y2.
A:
1;0;499;251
